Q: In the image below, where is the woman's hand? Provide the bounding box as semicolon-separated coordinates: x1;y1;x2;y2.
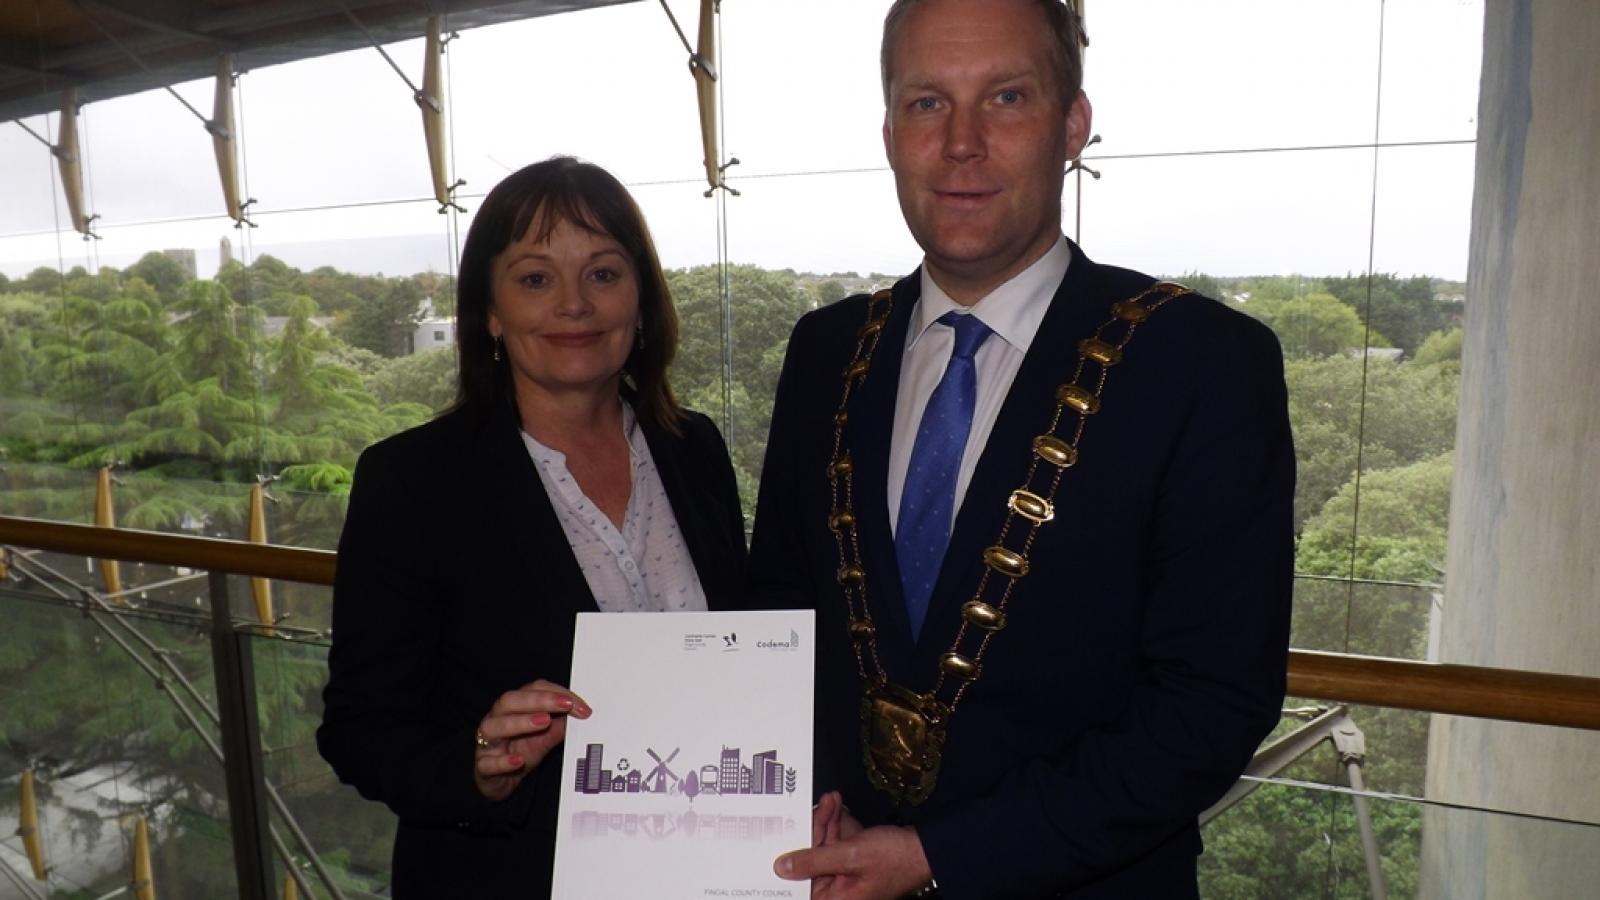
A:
473;679;591;801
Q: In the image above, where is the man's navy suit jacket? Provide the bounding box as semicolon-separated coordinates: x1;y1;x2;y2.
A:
747;245;1295;898
318;401;747;897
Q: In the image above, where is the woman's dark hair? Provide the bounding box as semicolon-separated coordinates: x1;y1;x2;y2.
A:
451;155;683;433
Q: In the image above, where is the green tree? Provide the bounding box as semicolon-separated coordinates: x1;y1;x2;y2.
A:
809;278;847;307
30;289;169;423
1297;453;1453;584
669;264;816;514
1201;782;1421;899
1413;326;1464;367
0;292;52;398
1171;269;1225;300
414;270;457;318
1322;273;1452;356
366;346;458;412
338;278;425;357
124;251;192;304
248;253;305;297
1237;291;1389;359
258;294;430;466
170;280;260;394
303;265;386;314
18;265;62;295
1283;355;1458;531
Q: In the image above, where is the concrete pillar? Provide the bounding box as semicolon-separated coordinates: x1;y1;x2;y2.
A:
1420;1;1600;896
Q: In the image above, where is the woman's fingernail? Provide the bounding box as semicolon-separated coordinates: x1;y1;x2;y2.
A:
509;755;523;768
532;714;551;727
555;697;574;710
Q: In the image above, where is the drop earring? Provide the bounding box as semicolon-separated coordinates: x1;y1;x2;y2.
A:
635;322;646;350
492;336;504;362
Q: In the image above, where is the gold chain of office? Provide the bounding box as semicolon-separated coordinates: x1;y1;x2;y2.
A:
825;280;1193;805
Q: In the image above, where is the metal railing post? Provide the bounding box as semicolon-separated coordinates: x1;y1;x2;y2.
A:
209;570;275;900
1332;721;1389;900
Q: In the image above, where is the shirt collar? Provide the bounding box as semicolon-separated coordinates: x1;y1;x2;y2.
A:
520;397;644;468
910;235;1072;353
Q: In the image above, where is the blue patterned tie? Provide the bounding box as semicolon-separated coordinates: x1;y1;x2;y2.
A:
895;311;993;639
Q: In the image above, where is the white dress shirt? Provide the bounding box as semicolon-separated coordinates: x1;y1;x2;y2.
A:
887;236;1072;535
521;401;708;612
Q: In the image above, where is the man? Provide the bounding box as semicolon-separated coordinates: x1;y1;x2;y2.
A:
748;0;1295;897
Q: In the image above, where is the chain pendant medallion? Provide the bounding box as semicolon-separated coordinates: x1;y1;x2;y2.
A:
861;683;950;805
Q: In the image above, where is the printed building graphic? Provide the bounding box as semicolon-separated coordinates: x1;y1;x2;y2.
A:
575;743;795;797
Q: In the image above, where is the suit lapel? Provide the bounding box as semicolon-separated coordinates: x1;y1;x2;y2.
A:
848;274;923;674
912;247;1109;667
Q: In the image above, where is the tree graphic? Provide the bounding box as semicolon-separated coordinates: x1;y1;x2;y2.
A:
683;771;701;802
785;767;797;795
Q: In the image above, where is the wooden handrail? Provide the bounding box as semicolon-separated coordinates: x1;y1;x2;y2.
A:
0;514;336;585
3;514;1599;731
1288;650;1600;732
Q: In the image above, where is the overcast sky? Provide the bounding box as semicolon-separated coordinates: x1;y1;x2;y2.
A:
0;0;1483;283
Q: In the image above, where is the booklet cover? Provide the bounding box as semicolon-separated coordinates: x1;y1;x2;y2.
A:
552;609;815;900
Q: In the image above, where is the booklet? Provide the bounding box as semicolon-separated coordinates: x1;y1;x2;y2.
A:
552;609;815;900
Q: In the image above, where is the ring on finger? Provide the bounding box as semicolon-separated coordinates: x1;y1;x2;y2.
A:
474;729;492;750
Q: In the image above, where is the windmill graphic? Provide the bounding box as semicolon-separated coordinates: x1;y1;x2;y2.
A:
643;746;681;793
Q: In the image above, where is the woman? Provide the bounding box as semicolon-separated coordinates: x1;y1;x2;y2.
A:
317;157;746;895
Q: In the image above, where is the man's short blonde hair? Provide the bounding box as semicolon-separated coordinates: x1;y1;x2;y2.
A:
879;0;1088;108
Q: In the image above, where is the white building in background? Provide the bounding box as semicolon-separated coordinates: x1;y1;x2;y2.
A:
412;316;455;353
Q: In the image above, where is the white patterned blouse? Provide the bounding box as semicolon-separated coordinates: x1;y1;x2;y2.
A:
519;401;708;613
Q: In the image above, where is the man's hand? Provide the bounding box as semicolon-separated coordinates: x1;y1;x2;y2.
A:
472;679;590;801
777;791;933;899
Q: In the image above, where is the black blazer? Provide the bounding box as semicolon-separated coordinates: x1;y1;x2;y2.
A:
317;401;746;897
747;245;1294;899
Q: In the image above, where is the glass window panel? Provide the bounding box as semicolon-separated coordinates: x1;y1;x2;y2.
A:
721;0;888;177
1082;152;1383;605
244;200;453;279
240;44;434;212
1378;0;1486;144
723;169;917;277
618;179;723;271
718;169;918;504
63;214;238;276
1371;142;1475;278
0;232;75;280
75;82;229;224
0;462;97;523
0;119;64;237
1089;1;1383;156
1365;579;1440;664
251;628;393;898
446;4;706;190
0;579;237;896
1078;150;1377;276
1202;779;1600;897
